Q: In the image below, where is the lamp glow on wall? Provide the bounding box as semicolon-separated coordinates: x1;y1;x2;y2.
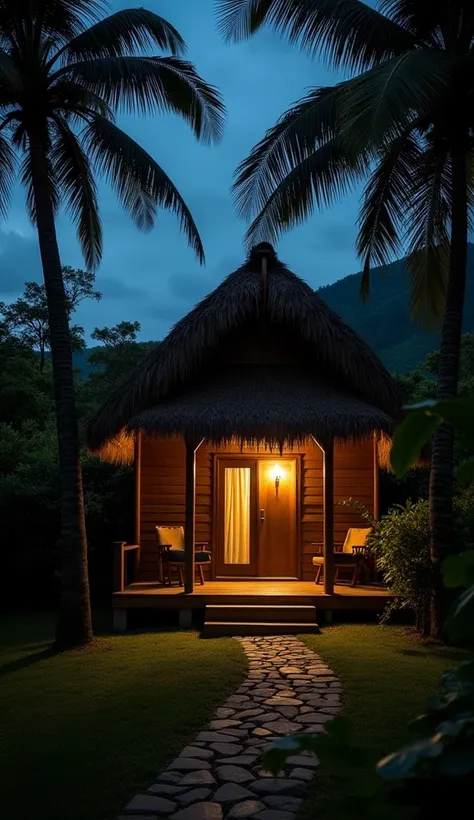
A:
269;463;284;495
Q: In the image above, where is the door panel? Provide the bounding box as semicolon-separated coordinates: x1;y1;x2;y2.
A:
217;459;257;576
258;459;297;577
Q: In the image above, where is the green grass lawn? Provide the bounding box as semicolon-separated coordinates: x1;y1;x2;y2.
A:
0;613;246;820
1;617;465;820
300;625;466;820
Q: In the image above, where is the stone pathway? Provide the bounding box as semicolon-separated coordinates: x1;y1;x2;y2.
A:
118;636;341;820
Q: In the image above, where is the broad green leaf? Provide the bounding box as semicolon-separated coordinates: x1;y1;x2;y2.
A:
325;715;353;744
408;399;474;434
446;586;474;641
455;458;474;487
456;659;474;682
262;718;362;777
443;553;474;589
377;736;444;780
262;734;318;775
436;741;474;777
390;409;441;476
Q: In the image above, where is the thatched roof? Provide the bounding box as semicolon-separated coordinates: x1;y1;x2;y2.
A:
86;244;403;463
128;365;394;445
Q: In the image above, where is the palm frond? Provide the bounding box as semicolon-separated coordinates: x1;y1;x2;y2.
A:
82;115;205;263
379;0;466;48
404;143;451;326
50;78;113;122
341;49;452;153
51;116;102;270
466;147;474;232
58;7;186;64
0;1;102;54
55;56;225;144
216;0;416;71
240;134;369;246
233;83;350;221
0;130;16;218
357;132;421;300
0;46;23;94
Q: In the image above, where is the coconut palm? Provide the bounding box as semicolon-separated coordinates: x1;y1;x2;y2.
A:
217;0;474;637
0;0;224;648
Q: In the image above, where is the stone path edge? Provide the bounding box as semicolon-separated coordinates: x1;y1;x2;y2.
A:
117;636;341;820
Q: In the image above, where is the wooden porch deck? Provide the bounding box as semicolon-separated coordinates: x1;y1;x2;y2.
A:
113;580;393;613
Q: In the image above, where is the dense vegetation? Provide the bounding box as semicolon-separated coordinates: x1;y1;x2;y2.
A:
0;270;152;610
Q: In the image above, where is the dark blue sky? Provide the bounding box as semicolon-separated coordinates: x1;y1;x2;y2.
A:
0;0;364;342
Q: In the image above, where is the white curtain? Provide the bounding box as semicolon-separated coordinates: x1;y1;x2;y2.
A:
224;467;250;564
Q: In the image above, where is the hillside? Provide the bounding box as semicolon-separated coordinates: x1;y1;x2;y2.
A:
319;243;474;373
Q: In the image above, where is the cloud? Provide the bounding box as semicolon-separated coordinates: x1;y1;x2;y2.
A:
0;229;43;295
99;276;148;301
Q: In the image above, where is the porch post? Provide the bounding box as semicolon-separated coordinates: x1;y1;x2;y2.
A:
373;432;380;520
184;437;204;594
323;438;335;595
134;431;142;542
133;432;141;581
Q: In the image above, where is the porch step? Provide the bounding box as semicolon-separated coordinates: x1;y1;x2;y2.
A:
206;604;317;623
202;604;319;637
202;621;320;637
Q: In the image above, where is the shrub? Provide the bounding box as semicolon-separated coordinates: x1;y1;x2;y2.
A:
368;499;432;634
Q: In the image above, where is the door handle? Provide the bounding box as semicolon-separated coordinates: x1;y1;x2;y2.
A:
260;508;265;522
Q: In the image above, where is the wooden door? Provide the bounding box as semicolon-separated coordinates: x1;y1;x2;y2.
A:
258;459;297;578
216;459;258;576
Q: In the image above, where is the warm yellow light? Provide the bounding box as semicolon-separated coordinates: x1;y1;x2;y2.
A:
269;463;284;482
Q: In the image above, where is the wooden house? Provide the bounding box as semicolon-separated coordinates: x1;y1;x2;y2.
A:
86;243;401;633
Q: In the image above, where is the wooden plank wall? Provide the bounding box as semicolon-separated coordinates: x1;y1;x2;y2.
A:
334;438;375;544
139;435;213;581
140;435;185;581
139;434;375;582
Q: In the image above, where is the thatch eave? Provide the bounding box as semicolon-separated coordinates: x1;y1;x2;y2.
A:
125;365;395;449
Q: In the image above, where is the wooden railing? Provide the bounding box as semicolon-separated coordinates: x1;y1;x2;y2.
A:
113;541;140;592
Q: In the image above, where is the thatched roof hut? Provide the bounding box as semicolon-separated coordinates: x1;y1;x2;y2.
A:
86;244;402;464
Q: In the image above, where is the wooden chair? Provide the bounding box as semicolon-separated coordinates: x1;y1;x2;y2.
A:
155;526;211;586
312;527;372;587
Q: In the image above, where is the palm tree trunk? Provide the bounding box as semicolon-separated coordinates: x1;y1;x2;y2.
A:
28;131;93;649
429;145;468;639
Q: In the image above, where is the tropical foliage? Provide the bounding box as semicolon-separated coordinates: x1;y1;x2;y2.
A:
263;397;474;818
0;268;101;370
0;309;148;609
216;0;474;637
368;499;432;633
0;0;224;648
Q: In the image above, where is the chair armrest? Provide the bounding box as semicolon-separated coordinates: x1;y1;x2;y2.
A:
113;542;140;592
311;542;323;555
352;545;368;556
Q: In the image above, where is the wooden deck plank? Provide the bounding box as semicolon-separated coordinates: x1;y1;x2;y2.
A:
113;580;392;612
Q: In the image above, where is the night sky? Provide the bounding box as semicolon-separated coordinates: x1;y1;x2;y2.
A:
0;0;364;342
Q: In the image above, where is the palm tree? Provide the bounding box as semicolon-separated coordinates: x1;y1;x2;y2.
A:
0;0;224;649
217;0;474;638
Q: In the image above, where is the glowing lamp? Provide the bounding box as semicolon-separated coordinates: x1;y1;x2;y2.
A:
270;463;284;492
